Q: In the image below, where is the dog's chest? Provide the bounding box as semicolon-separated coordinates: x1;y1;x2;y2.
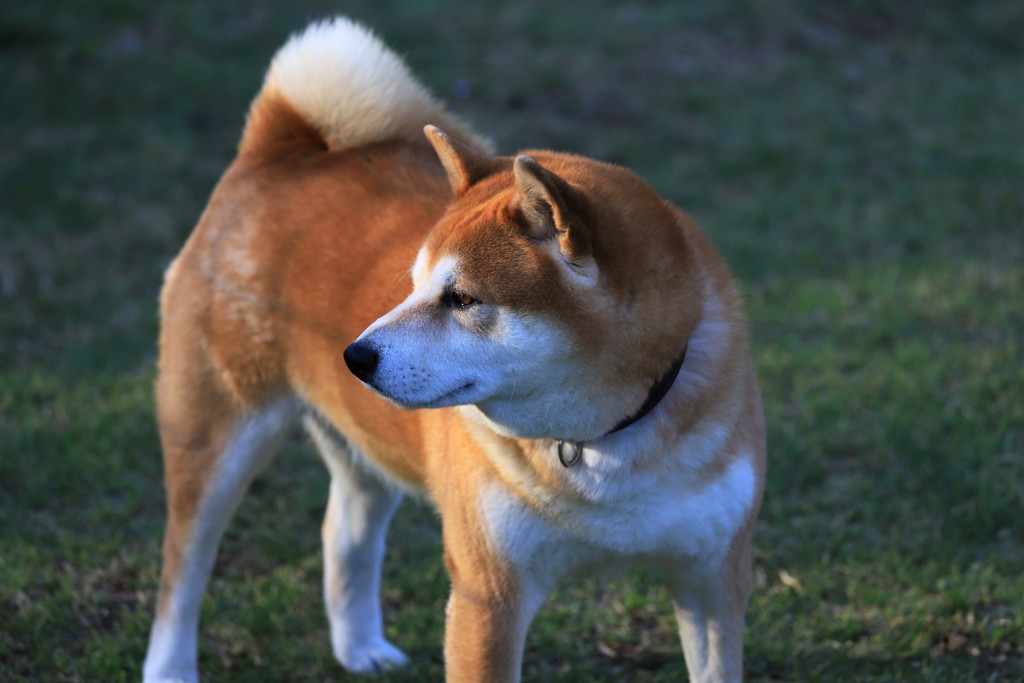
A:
480;451;757;580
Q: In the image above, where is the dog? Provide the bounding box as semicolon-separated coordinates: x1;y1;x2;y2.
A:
143;16;765;683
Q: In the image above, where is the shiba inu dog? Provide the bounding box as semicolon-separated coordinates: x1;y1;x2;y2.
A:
144;16;765;683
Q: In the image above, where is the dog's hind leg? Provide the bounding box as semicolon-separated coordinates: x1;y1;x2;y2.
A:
143;397;296;683
303;415;408;674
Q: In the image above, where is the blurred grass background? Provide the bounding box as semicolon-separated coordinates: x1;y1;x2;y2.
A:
1;1;1022;680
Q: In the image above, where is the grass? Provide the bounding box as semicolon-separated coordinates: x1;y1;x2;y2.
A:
2;0;1022;680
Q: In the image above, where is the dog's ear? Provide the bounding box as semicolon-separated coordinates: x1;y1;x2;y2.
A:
513;155;591;262
424;125;495;194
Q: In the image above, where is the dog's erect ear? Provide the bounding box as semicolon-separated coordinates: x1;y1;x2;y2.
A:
424;125;495;194
513;155;591;262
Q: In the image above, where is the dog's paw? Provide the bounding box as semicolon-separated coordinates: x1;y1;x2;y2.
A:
335;638;409;675
141;662;199;683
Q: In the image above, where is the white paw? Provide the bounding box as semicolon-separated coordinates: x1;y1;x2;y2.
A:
142;660;198;683
335;638;410;675
142;675;197;683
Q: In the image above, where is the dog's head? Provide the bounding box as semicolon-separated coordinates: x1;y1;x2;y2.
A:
344;126;701;441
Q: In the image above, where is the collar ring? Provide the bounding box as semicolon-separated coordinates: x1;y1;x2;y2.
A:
557;440;584;468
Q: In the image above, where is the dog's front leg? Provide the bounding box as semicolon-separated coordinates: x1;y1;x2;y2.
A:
442;577;529;683
667;528;754;683
670;586;746;683
439;512;543;683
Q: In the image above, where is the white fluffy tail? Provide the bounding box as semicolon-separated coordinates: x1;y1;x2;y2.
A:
241;17;490;156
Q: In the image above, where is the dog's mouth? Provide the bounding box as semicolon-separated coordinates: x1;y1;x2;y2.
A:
429;381;477;407
377;380;478;411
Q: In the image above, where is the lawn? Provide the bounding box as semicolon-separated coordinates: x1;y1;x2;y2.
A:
1;1;1021;681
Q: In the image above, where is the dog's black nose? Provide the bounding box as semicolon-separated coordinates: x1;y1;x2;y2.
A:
343;342;379;382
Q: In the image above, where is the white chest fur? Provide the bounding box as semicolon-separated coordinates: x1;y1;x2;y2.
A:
479;440;758;590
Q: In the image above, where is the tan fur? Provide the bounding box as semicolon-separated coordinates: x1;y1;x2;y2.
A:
148;18;764;683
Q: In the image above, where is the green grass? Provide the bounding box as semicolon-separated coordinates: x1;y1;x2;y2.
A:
2;0;1022;680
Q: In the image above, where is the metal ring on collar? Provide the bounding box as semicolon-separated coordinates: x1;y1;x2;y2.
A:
557;440;584;468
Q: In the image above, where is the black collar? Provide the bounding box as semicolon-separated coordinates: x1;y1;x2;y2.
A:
557;343;688;467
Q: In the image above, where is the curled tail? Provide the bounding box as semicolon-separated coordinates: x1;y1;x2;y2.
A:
240;17;491;157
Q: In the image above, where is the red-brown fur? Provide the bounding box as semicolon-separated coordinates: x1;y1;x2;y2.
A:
151;29;764;681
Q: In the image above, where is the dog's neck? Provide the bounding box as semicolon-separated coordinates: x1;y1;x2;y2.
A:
608;344;689;435
557;344;688;467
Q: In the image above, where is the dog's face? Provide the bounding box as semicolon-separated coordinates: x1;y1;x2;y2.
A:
345;129;696;441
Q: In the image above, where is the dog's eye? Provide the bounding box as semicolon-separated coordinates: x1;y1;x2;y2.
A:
446;290;478;308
